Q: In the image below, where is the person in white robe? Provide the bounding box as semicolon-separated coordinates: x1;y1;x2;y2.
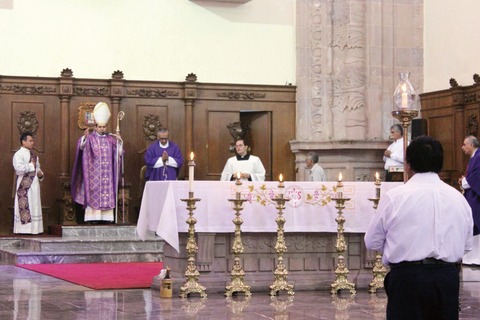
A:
13;132;44;234
220;139;266;181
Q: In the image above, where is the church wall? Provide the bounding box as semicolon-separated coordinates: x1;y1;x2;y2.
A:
424;0;480;92
0;0;295;85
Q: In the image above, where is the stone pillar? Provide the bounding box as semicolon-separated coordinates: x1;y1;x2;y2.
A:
294;0;423;181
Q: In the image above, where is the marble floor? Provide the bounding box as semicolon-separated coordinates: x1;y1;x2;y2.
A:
0;265;479;320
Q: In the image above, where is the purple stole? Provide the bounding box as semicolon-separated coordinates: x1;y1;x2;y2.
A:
17;152;36;224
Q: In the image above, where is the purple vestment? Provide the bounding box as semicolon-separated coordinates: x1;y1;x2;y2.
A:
71;133;120;210
465;150;480;235
144;141;183;181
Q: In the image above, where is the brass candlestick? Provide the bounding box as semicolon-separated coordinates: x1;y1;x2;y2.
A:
225;179;251;297
331;180;356;295
392;109;418;182
269;181;294;296
367;176;381;209
367;178;387;294
179;192;207;298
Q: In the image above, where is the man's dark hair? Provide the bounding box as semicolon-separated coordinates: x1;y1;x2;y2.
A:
406;135;443;173
235;138;249;147
20;132;33;145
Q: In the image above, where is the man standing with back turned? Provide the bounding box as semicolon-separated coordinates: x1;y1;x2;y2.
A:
365;136;473;320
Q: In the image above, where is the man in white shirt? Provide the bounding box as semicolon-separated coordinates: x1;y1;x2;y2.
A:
221;139;265;181
305;151;326;181
383;124;404;181
365;136;473;320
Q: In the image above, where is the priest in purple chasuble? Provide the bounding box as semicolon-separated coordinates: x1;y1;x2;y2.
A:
460;135;480;235
71;102;123;222
144;128;183;181
13;132;44;234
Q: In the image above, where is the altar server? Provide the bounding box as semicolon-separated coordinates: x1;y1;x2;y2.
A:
221;138;265;181
13;132;44;234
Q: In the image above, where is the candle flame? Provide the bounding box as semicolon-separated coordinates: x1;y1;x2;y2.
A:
338;172;343;182
279;174;283;182
190;151;194;161
236;171;241;180
375;172;379;180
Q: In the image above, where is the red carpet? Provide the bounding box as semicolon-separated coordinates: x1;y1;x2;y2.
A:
16;262;163;290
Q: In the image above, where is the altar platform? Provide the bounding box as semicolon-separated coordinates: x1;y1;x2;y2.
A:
137;180;402;294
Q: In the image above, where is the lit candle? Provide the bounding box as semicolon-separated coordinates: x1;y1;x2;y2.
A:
188;152;194;193
375;172;381;199
278;173;285;197
337;172;343;198
401;84;408;109
235;171;242;194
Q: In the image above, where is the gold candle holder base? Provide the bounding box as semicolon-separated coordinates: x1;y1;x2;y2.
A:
367;197;387;293
368;252;387;293
270;194;294;296
225;193;251;297
330;197;356;295
179;193;207;298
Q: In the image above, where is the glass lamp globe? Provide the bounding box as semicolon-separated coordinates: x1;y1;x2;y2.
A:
393;72;418;111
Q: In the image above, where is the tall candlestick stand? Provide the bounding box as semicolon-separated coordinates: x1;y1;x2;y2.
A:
392;109;418;182
366;197;387;293
179;192;207;298
330;193;356;295
270;191;295;296
225;188;251;297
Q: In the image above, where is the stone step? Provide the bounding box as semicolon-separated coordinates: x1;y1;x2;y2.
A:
61;225;151;239
1;237;163;253
1;250;163;265
0;225;164;265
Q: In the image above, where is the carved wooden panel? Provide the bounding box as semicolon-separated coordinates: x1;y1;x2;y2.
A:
428;115;454;170
11;101;45;152
241;111;272;180
206;111;239;178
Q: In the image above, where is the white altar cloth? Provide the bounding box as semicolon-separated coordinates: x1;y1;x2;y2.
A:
136;181;402;252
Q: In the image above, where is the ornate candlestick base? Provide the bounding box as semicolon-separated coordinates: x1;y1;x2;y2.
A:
270;195;294;296
179;192;207;298
225;193;251;297
367;197;387;293
331;197;356;295
368;252;387;293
